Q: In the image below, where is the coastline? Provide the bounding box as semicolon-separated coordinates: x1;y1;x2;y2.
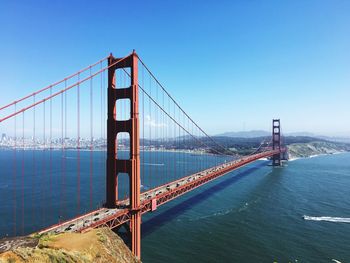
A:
288;150;348;162
0;147;210;156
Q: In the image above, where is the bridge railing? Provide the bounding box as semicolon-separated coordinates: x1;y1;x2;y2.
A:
0;56;111;237
0;52;276;238
115;55;238;203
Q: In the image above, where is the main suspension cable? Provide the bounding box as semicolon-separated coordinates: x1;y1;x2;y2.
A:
137;56;235;156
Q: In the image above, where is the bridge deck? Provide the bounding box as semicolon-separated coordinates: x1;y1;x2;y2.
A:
39;150;281;235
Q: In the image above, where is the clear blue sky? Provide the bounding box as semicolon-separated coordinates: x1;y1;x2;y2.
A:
0;0;349;136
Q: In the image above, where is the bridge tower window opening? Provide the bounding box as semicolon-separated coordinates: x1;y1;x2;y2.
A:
106;51;141;259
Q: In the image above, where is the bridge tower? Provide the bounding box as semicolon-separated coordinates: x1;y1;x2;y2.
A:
106;51;141;258
272;119;281;166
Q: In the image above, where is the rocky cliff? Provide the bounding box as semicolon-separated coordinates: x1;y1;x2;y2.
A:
0;228;140;263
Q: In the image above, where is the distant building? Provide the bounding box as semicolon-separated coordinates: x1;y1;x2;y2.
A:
1;133;6;142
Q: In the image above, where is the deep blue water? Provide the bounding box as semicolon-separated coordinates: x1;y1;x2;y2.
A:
1;150;350;262
141;153;350;263
0;149;228;236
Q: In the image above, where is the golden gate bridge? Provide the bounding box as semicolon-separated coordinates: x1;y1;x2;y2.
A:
0;51;286;259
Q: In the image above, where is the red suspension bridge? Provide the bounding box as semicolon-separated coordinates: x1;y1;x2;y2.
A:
0;51;286;259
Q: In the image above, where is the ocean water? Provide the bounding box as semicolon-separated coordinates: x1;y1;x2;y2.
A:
141;153;350;263
0;150;349;262
0;149;228;236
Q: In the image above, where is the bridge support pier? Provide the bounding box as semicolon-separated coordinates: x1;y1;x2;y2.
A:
106;51;141;259
272;119;281;166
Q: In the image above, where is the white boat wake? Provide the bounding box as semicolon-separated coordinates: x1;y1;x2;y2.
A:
142;163;164;166
303;215;350;223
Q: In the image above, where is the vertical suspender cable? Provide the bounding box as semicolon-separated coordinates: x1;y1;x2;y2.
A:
187;117;189;175
149;75;152;188
60;91;64;222
32;96;36;225
77;73;80;214
42;101;46;226
90;67;93;209
21;112;25;235
168;96;170;181
103;63;107;189
100;62;103;191
162;86;165;184
174;103;176;181
100;62;104;203
13;103;17;236
142;65;145;190
154;81;157;184
64;80;67;219
49;87;52;217
178;108;180;178
183;113;185;176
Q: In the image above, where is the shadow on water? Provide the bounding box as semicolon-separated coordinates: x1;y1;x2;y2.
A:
142;161;270;237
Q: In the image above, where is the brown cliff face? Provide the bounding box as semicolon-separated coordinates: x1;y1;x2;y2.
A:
0;228;140;263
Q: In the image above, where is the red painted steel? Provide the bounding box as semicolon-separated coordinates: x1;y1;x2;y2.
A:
106;51;141;259
272;119;281;166
151;199;157;211
0;56;109;112
0;51;288;261
77;149;284;233
0;55;131;123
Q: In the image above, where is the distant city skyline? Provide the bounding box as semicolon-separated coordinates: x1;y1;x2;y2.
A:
0;1;349;137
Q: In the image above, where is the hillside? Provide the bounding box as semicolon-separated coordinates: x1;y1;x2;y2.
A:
143;135;350;157
287;141;350;159
0;228;140;263
216;130;270;138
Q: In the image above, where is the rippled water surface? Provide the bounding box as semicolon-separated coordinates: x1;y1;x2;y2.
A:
1;150;349;262
142;153;350;263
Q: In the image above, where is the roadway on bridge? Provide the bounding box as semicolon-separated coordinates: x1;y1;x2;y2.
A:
39;150;281;235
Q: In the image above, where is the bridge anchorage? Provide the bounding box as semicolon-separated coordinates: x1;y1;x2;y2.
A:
0;50;287;260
